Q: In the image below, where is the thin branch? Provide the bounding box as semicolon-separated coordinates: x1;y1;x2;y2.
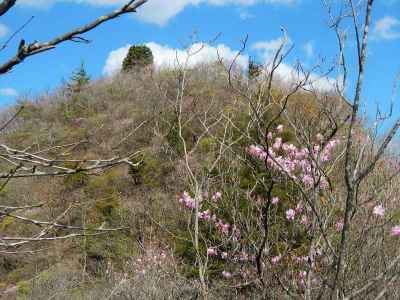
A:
0;0;147;74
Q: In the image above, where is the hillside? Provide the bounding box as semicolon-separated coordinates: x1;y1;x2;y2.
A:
0;62;399;300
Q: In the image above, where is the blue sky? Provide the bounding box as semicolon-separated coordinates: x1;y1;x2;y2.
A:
0;0;399;118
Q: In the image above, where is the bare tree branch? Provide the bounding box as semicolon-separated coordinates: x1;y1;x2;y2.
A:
0;0;148;74
0;0;16;17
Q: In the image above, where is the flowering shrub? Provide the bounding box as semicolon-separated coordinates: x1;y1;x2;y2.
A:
174;125;346;289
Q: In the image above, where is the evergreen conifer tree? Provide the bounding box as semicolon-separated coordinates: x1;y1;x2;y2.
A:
122;45;153;72
68;62;90;93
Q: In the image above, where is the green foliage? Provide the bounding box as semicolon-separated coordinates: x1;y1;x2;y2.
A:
16;280;31;300
64;172;89;190
67;62;90;93
135;152;174;189
0;216;15;231
122;45;154;72
84;232;137;269
95;193;120;221
198;137;216;153
166;119;184;155
248;57;262;80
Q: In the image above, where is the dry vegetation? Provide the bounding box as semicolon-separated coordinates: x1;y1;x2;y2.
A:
1;0;400;299
0;56;397;299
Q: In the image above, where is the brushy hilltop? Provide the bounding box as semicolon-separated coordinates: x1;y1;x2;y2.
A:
0;60;399;300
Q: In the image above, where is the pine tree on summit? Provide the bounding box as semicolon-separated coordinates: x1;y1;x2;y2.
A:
122;45;153;73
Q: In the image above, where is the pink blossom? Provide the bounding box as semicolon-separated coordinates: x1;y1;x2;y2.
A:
271;196;279;205
247;145;267;160
319;177;329;189
391;226;400;236
212;191;222;202
271;255;281;266
276;124;284;133
295;202;304;213
373;204;385;217
178;191;196;209
273;137;282;150
215;220;230;235
207;248;217;256
239;252;249;262
302;175;314;189
286;209;296;221
335;220;344;232
222;271;232;279
267;132;273;140
198;210;211;221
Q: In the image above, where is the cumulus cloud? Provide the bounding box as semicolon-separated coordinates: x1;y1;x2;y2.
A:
103;42;248;76
0;88;18;97
372;16;400;40
0;23;9;38
252;36;292;61
103;39;335;92
252;37;336;92
18;0;299;25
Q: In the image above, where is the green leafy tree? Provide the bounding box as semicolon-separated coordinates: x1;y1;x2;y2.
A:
122;45;154;72
248;57;262;80
67;62;90;93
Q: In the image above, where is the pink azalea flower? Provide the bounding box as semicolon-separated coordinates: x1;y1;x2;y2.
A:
207;248;217;256
391;226;400;236
222;271;232;279
335;220;344;232
319;177;329;189
267;132;273;140
198;209;211;221
239;252;248;262
178;191;196;209
299;270;307;279
271;255;281;266
373;204;385;217
271;196;279;205
286;209;296;221
295;202;304;213
273;138;282;150
212;191;222;202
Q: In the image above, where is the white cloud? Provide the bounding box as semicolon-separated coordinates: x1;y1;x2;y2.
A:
252;36;292;61
303;41;314;58
103;44;131;77
18;0;299;25
372;16;400;40
0;23;9;38
103;39;335;93
103;42;248;76
0;88;18;97
251;37;336;92
257;62;336;92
